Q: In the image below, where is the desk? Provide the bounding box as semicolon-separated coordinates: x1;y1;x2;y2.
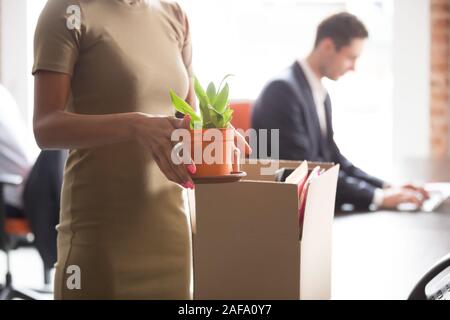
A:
332;159;450;299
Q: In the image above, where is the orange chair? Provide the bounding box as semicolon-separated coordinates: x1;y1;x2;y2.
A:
229;101;255;160
4;218;31;237
229;101;254;132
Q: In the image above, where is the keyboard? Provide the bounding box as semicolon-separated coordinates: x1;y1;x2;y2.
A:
422;190;448;212
422;183;450;212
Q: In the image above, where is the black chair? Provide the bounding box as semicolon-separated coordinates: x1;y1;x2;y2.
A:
408;253;450;300
23;150;67;286
0;173;40;300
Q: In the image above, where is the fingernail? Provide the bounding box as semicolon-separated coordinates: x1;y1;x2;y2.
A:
185;115;191;122
181;181;195;189
187;164;196;174
186;181;195;189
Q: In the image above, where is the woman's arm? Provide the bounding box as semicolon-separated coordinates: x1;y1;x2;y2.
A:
34;71;195;187
34;71;139;149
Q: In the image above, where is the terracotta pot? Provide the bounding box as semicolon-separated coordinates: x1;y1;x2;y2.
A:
189;128;238;177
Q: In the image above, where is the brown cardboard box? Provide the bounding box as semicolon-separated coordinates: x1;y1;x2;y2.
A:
188;159;339;299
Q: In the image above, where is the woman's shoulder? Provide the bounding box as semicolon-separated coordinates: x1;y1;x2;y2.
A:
158;0;188;23
39;0;91;18
43;0;84;9
42;0;99;13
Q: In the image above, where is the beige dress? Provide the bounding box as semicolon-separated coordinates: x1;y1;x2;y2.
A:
33;0;193;299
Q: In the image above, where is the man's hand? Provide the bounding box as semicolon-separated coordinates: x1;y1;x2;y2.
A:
401;183;430;200
380;186;427;210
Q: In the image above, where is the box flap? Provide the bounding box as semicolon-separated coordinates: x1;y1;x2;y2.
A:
300;164;340;300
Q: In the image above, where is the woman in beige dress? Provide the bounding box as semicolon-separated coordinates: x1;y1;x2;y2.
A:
33;0;247;299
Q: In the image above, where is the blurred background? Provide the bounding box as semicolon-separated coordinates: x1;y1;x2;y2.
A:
1;0;448;179
0;0;449;299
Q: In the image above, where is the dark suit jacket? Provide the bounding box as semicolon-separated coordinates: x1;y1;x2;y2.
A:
251;62;384;210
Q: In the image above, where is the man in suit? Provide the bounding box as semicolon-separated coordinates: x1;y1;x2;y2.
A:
252;12;428;211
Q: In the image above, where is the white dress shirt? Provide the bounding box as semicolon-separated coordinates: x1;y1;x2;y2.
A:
298;59;328;137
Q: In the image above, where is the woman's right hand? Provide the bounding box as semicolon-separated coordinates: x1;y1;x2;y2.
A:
133;113;196;189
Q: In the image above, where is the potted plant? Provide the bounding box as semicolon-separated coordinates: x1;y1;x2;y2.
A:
169;75;239;177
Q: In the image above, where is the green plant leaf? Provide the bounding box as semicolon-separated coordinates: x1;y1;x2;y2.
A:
199;101;212;126
204;123;216;129
222;107;234;126
217;74;234;93
192;121;202;130
206;104;230;128
218;107;233;128
169;90;202;129
206;82;217;105
189;75;234;129
213;83;229;113
212;114;224;128
193;76;210;108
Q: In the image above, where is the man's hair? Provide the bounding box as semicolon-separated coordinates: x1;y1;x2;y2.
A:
314;12;368;50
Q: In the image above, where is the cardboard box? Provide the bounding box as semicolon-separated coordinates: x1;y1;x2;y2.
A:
188;159;339;299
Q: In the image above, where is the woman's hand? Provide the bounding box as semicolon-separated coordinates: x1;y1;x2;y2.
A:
133;113;196;189
229;124;252;156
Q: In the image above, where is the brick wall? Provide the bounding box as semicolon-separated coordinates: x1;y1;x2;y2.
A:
430;0;450;158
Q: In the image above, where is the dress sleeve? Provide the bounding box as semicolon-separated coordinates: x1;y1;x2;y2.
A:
32;0;85;76
173;2;193;77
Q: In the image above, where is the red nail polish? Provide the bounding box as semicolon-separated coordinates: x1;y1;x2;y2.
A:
181;181;195;189
187;164;196;174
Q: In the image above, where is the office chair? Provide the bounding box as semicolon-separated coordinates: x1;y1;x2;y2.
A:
23;149;67;288
229;101;253;132
408;253;450;300
0;173;39;300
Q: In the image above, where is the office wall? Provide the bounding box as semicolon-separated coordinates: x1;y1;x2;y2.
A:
393;0;431;162
429;0;450;158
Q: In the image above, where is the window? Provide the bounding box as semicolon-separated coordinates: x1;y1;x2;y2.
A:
1;0;47;158
180;0;394;175
10;0;394;174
